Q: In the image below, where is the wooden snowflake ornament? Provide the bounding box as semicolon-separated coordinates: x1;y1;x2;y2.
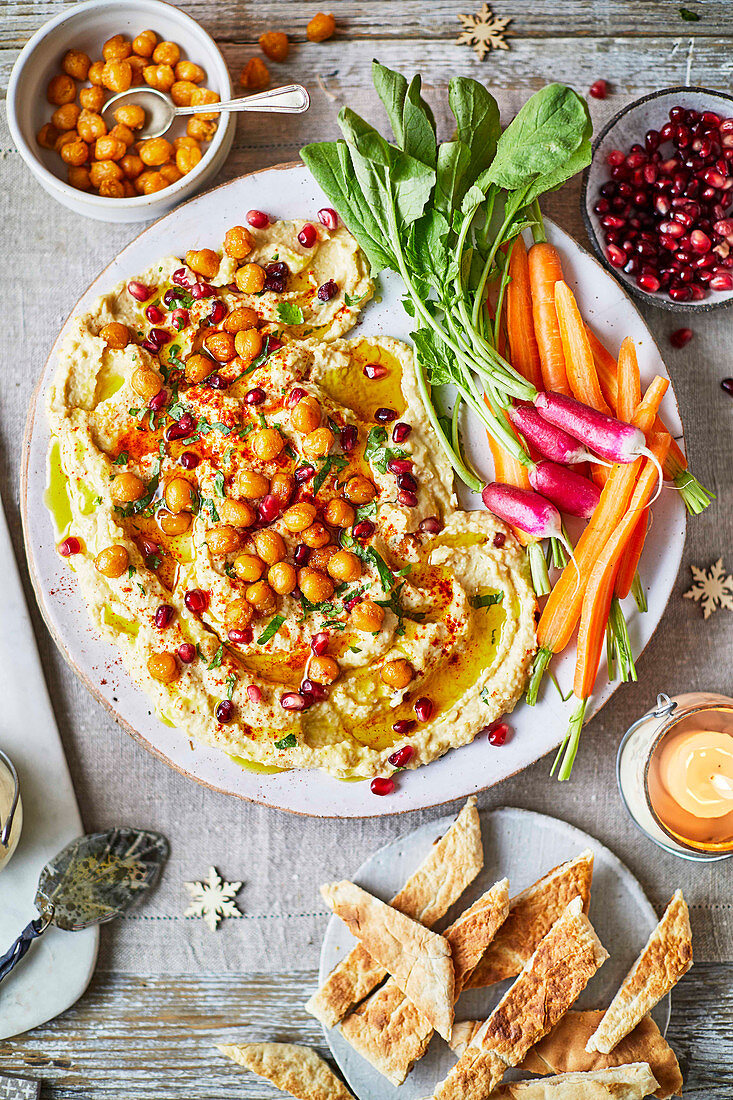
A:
457;4;512;60
184;867;243;931
683;559;733;619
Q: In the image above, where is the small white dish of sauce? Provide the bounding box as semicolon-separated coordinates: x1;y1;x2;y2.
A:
0;750;22;872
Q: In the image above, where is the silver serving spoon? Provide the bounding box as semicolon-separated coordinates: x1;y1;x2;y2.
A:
102;82;310;140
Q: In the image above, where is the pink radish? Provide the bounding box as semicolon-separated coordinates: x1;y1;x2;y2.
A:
482;483;578;583
528;460;601;519
535;392;645;463
509;402;603;465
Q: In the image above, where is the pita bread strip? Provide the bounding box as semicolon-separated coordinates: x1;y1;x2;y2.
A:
586;891;692;1055
467;850;594;989
490;1062;659;1099
321;880;455;1041
217;1042;354;1100
306;797;482;1027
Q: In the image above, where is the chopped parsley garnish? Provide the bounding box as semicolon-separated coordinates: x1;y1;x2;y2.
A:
167;343;185;370
224;674;238;700
199;497;220;522
312;453;348;495
364;425;408;474
480;686;492;706
344;291;366;307
212;471;226;498
167;402;187;421
276;302;305;326
147;553;162;570
112;452;129;465
245;335;278;374
257;614;285;644
470;590;504;610
114;460;161;518
207;645;225;670
257;411;267;428
274;733;298;750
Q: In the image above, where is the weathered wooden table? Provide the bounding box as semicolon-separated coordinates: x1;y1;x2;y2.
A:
2;2;733;1096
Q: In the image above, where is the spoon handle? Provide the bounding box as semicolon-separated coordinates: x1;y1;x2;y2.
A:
174;83;310;118
0;916;49;986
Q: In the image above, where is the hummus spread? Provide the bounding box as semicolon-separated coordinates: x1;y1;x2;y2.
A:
47;216;536;780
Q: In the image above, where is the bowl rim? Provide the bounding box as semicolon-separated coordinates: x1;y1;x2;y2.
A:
581;84;733;314
6;0;234;211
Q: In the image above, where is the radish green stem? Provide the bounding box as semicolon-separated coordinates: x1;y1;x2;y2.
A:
609;597;637;683
673;469;715;515
631;572;647;613
554;697;587;780
528;541;551;597
526;645;552;706
606;622;617;683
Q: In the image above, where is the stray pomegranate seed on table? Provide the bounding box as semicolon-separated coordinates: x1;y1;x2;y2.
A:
589;79;608;100
670;327;694;348
370;776;395;796
721;378;733;396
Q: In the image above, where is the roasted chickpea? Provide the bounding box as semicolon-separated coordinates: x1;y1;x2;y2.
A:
186;116;217;142
77;110;107;142
302;522;330;549
164;476;196;513
245;580;276;612
283;502;317;533
61;140;89;167
122;179;137;197
98;178;125;198
234;262;266;294
224;225;254;259
131;366;162;398
251;427;285;461
159;163;183;184
308;545;337;573
327;550;362;582
95;544;129;577
302;427;334;458
87;61;106;86
114;103;146;130
218;499;256;528
268;561;297;595
128;55;146;85
351;600;385;633
132;29;158;57
103;34;132;61
109;123;135;147
135;169;167;195
173;59;204;82
191;86;220;120
269;473;293;508
307;11;336;41
79;85;105;112
343;474;377;505
223;305;259;333
381;659;414;689
185;248;219;278
170;79;198;107
47;74;76;105
102;60;133;93
298;567;334;604
89;161;124;189
147;652;180;683
259;31;289;62
53;130;78;154
95;135;127;161
100;321;130;349
309;655;340;684
68;165;92;191
62;49;91;80
225;598;254;629
152;40;180;65
37;123;59;149
184;352;215;384
51;102;80;131
110;472;145;503
234;328;263;363
233;552;266;582
323;498;355;527
173;143;202;178
143;63;175;92
253;528;286;566
291;396;321;435
139;137;174;166
240;57;270;92
204;330;236;362
206;525;241;556
237;468;269;499
159;510;191;536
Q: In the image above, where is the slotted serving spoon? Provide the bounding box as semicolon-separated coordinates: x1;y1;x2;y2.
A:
102;82;310;140
0;827;168;986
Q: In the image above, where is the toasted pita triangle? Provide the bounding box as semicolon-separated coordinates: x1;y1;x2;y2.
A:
434;897;608;1100
339;878;510;1084
467;850;594;989
490;1063;659;1099
217;1042;354;1100
519;1010;683;1100
586;891;692;1055
321;880;455;1041
306;797;482;1028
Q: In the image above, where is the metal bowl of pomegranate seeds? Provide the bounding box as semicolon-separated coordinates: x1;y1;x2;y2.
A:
582;86;733;312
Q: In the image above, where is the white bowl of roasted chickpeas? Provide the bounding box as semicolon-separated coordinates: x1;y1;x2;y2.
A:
7;0;235;222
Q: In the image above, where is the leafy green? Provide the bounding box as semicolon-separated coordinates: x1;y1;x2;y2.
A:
363;425;408;474
257;614;285;645
312;453;349;495
276;302;305;325
112;452;129;465
470;590;504;610
274;733;298;750
207;645;224;670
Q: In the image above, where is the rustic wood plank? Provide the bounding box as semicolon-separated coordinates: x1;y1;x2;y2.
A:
0;966;729;1098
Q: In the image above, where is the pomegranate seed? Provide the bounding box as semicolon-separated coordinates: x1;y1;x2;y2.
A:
58;536;81;556
170;307;189;329
353;520;375;539
287;387;308;406
375;407;398;423
721;378;733;395
392;422;412;444
154;604;175;629
398;490;418;508
396;471;418;493
317;207;339;229
370;777;395;796
177;643;196;663
281;692;310;711
258;494;280;523
488;722;509;746
228;627;253;646
247;209;269;228
140;537;159;557
690;229;712;253
363;362;388;380
184;588;209;614
626;152;646;169
637;273;661;292
266;261;289;278
418;516;442;535
388;745;414;768
659;219;685;237
216;700;235;723
301;679;328;701
311;632;329;656
245;387;267;405
127;280;152;301
340;424;357;452
141;338;159;354
172;267;196;288
247;684;263;703
298;224;318;248
669;105;686;123
317;280;339;301
179;450;200;469
293;543;310;568
670;327;693;348
294;464;315;484
714;218;733;238
589;79;608;100
601;214;626;229
606;150;625;167
148;389;168;411
606;244;625;266
669;284;693;301
645;129;660;152
166;413;196;441
264;275;285;293
594;199;610;215
145;303;165;324
711;272;733;290
704;169;726;188
414;697;433;722
392;719;416;735
208;300;227;324
387;458;413;475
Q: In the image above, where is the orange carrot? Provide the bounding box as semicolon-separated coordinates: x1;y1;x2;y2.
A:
507;236;543;390
555;281;612;414
484;398;531;546
528;242;572;396
615;507;649;600
616;337;641;423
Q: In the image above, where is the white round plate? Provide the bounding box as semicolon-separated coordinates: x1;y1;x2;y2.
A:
319;806;670;1100
22;163;686;817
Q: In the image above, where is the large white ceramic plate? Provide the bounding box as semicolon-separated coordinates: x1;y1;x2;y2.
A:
320;807;671;1100
21;163;686;817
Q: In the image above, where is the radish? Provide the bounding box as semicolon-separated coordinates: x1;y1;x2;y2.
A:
509;402;604;465
481;481;576;565
528;460;601;519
